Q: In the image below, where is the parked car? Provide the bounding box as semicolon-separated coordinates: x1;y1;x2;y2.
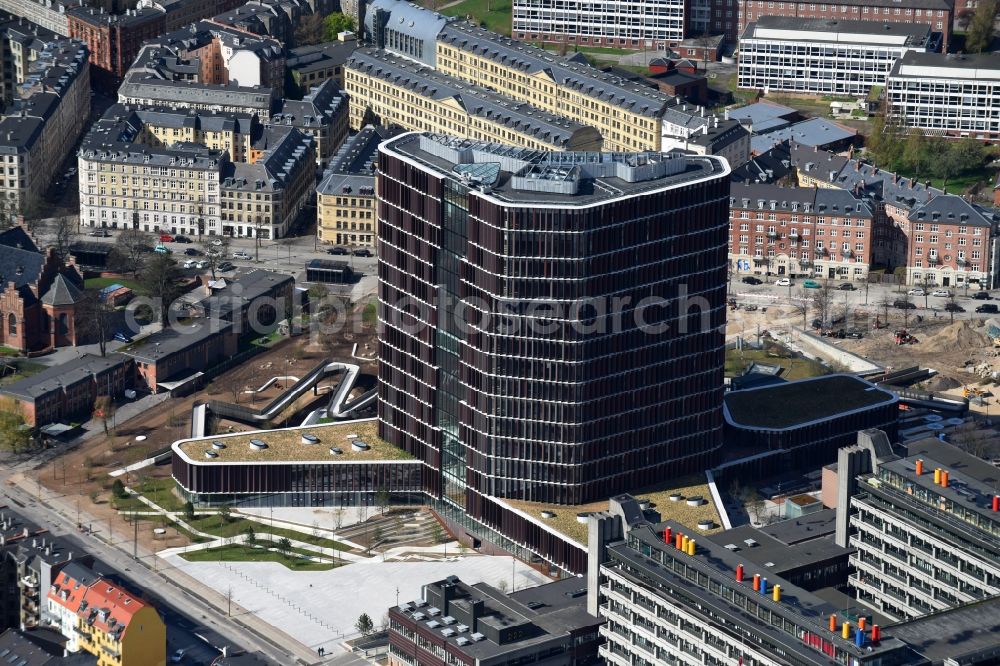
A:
183;248;201;256
775;278;791;287
233;250;253;260
210;238;224;246
170;649;186;663
741;276;762;285
173;235;191;243
217;261;234;272
113;331;133;343
89;229;112;237
945;302;966;313
353;248;373;257
838;283;856;291
183;259;196;269
974;291;992;300
976;303;999;314
153;244;171;254
196;261;207;269
159;234;175;243
893;300;917;309
327;246;349;255
803;279;821;289
931;290;952;298
845;328;864;339
907;288;925;296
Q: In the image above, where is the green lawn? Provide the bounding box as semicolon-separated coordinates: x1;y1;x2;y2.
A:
545;45;631;58
187;515;352;551
84;277;145;294
440;0;511;35
179;544;335;571
135;477;184;512
725;348;829;381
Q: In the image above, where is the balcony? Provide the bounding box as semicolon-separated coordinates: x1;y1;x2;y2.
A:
957;256;968;266
788;231;800;240
840;248;854;258
767;230;779;239
927;254;941;264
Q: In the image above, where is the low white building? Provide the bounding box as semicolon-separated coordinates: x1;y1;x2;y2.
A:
739;17;936;96
512;0;685;51
887;51;1000;139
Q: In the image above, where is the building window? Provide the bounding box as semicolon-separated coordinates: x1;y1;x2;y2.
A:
7;313;15;335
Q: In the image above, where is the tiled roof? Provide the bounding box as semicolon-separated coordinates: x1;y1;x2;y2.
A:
79;580;148;641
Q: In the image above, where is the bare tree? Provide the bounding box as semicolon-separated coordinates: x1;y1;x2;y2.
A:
900;292;914;328
201;236;231;280
77;288;117;356
877;296;893;330
920;273;936;310
46;216;79;260
138;253;183;323
789;288;810;330
947;292;959;323
110;229;153;277
812;282;836;327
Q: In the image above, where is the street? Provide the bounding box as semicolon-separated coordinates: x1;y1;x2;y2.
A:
728;276;996;324
0;446;333;666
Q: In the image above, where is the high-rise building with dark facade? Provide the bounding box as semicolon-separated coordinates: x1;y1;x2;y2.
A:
376;132;731;570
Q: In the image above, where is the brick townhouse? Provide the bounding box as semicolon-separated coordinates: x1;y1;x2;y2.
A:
729;182;876;281
790;142;1000;287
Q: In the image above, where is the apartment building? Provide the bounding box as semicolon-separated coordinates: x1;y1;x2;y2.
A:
842;438;1000;621
138;0;245;31
0;30;88;214
134;106;256;162
221;126;316;239
317;125;398;248
287;38;356;89
736;0;954;50
729;182;877;280
738;17;935;96
212;0;335;45
902;195;1000;287
355;0;748;160
377;132;730;573
589;498;911;666
345;49;604;152
791;143;1000;287
511;0;685;51
0;0;75;36
887;51;1000;140
269;79;348;166
67;6;164;89
388;577;602;666
118;21;284;119
47;566;166;666
79;107;314;239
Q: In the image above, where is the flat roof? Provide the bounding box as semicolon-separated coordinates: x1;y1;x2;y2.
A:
618;521;905;662
173;418;416;463
758;508;837;544
497;475;722;546
705;522;848;574
724;374;897;430
886;597;1000;662
382;133;727;208
748;16;932;43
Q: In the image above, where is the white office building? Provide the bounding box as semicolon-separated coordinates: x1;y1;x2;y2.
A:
887;51;1000;139
739;17;936;96
512;0;685;51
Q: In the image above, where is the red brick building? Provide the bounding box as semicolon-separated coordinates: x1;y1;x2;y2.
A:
0;225;85;354
733;0;954;48
901;195;999;289
67;6;166;90
0;353;134;427
729;182;877;281
122;320;237;392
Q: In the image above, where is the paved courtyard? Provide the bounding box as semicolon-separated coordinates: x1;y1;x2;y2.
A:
160;551;553;655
